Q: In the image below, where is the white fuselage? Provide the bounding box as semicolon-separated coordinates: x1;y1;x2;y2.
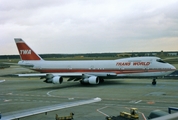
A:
18;56;176;78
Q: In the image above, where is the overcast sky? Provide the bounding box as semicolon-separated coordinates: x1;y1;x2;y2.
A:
1;0;178;55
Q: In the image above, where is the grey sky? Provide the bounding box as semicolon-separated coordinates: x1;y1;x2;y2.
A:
1;0;178;55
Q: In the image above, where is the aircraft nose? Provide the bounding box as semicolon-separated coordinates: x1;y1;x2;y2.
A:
170;64;176;70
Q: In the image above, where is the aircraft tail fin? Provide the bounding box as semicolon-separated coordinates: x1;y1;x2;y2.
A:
14;38;43;61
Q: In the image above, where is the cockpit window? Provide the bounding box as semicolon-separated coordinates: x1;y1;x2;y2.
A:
156;59;166;63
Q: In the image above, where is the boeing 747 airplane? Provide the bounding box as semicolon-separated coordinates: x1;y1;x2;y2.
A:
14;38;176;85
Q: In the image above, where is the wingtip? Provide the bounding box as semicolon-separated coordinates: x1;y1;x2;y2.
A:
94;97;102;101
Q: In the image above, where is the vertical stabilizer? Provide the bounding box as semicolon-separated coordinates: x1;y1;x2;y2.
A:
14;38;43;61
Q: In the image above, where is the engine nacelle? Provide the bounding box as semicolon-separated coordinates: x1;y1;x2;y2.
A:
44;76;63;84
83;76;99;84
52;76;63;84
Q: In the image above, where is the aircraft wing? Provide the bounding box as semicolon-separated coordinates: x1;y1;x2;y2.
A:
150;112;178;120
1;97;101;120
15;73;83;77
15;72;117;77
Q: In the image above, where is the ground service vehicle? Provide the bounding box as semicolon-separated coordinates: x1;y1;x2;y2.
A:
106;108;139;120
55;113;74;120
120;108;139;120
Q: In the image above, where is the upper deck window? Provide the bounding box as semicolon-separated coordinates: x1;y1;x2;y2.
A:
156;59;166;63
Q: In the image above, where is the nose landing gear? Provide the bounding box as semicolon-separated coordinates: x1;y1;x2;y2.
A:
152;79;157;85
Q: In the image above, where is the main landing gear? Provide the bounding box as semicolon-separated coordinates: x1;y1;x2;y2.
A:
152;78;157;85
99;78;104;83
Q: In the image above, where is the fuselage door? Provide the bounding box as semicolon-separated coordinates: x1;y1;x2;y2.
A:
144;59;152;72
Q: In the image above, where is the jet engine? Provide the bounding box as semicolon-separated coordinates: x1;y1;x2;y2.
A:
44;76;63;84
83;76;99;84
52;76;63;84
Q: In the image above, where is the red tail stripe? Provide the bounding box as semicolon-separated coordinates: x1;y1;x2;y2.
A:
16;43;41;60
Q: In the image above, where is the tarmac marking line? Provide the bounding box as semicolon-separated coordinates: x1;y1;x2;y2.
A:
141;113;147;120
135;100;142;104
4;99;11;102
0;80;5;83
129;100;136;103
97;106;109;117
47;90;59;97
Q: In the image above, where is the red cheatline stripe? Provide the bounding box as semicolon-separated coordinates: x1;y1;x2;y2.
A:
32;68;174;74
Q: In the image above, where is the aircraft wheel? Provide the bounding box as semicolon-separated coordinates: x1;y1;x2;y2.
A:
99;78;104;83
80;81;89;85
80;81;85;85
152;79;156;85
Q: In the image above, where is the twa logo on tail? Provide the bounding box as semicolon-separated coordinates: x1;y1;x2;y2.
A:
20;50;31;55
14;38;43;61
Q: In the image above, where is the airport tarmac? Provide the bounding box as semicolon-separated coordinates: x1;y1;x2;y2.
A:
0;66;178;120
